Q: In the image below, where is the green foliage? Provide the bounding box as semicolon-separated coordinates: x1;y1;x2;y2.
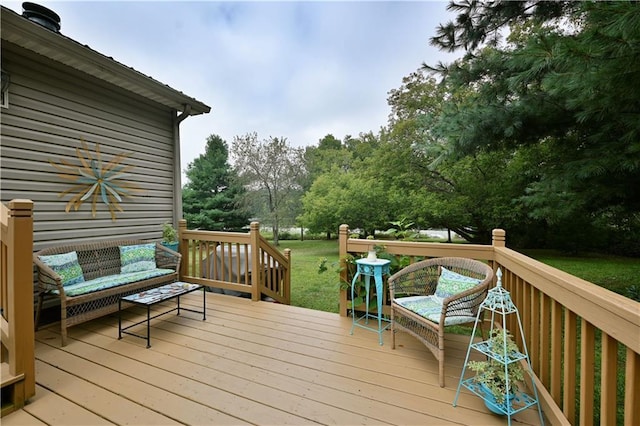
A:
182;134;250;231
419;1;640;252
161;222;177;243
468;329;525;405
302;134;353;192
387;217;416;240
299;164;394;238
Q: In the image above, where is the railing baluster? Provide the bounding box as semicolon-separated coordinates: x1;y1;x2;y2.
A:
580;320;596;426
600;332;617;425
564;310;578;424
624;348;640;426
550;299;562;404
540;292;550;387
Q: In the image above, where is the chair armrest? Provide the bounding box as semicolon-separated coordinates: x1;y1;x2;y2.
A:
440;282;490;321
32;254;65;295
156;243;181;275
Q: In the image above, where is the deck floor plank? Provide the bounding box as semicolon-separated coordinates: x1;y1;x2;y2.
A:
16;385;112;425
4;292;543;425
34;358;182;425
76;321;477;425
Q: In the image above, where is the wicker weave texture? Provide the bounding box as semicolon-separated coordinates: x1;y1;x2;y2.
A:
34;239;181;346
389;257;494;388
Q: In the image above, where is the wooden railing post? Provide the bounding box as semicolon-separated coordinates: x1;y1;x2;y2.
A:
338;224;349;317
491;228;506;280
5;199;35;407
492;228;506;247
249;222;261;301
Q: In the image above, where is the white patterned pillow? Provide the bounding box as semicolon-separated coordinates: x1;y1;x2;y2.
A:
435;266;482;299
119;243;157;273
39;251;85;287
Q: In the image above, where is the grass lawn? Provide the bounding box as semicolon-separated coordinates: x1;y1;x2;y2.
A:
284;239;341;313
279;240;640;313
520;249;640;300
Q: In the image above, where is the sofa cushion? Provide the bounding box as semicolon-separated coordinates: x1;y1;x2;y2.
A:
120;243;157;273
39;251;85;287
61;268;175;297
395;295;476;326
435;267;482;299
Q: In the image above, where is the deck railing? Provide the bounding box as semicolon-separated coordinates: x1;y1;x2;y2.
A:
338;224;496;317
493;236;639;426
339;224;640;425
0;199;35;416
177;220;290;304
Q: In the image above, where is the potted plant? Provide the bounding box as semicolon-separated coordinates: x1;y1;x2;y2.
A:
468;329;525;414
161;222;179;252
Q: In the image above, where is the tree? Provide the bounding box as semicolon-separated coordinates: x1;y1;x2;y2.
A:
182;135;250;231
299;167;392;238
424;1;640;253
302;134;352;192
231;132;305;245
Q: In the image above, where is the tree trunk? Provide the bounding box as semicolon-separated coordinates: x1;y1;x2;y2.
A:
273;219;279;246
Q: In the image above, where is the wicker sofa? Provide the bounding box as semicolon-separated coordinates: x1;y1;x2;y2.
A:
34;240;181;345
388;257;493;388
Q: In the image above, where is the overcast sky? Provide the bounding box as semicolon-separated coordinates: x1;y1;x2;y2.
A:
5;1;460;177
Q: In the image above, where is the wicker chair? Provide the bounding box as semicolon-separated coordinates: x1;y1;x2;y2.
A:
389;257;494;387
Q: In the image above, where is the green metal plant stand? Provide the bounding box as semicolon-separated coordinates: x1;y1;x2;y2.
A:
453;269;545;425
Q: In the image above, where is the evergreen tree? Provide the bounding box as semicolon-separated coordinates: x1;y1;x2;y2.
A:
423;1;640;252
182;135;250;231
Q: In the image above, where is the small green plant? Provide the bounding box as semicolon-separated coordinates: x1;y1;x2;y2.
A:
386;217;416;240
162;222;178;243
468;329;525;405
318;253;376;310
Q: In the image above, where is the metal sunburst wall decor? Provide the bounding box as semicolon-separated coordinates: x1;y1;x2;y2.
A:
49;138;140;221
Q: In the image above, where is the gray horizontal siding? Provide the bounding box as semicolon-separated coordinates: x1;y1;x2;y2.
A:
0;41;181;250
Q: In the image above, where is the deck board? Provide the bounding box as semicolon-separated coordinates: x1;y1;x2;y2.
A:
4;292;544;425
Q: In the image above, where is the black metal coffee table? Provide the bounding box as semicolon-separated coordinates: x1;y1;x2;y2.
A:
118;281;205;347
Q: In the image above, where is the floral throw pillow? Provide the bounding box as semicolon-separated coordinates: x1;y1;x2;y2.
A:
120;243;157;273
39;251;85;287
434;266;482;299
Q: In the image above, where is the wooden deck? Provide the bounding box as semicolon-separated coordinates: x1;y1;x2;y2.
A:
4;292;544;425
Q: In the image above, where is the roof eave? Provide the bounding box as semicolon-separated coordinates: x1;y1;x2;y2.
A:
1;6;211;116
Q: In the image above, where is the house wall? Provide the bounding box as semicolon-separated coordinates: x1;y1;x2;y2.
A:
0;41;178;251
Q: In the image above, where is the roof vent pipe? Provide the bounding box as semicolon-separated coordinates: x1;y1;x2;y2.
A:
22;2;61;32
